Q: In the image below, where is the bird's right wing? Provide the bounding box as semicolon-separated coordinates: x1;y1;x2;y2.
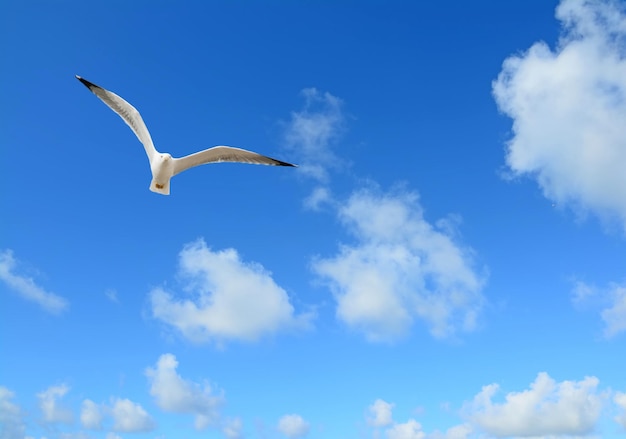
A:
76;75;157;161
172;146;296;176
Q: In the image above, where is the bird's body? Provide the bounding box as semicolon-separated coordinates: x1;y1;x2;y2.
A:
76;75;295;195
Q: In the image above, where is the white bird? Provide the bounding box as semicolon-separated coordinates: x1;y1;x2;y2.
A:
76;75;296;195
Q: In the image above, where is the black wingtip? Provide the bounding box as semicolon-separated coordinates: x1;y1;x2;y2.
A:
75;75;100;91
276;159;297;167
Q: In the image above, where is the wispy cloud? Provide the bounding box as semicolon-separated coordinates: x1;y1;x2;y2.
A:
284;88;344;183
37;384;73;425
571;280;626;338
149;239;312;344
277;414;310;439
104;289;119;304
0;249;69;314
145;353;223;430
463;372;604;437
615;391;626;430
222;417;243;439
313;186;485;342
0;386;26;439
493;0;626;229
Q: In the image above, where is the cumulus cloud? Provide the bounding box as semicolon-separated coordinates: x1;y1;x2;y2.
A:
37;384;73;424
149;239;311;344
0;249;68;314
367;399;394;427
0;386;26;439
493;0;626;229
428;424;473;439
109;398;155;433
313;187;485;341
80;398;154;433
464;372;604;437
146;353;222;430
615;391;626;429
284;88;344;182
80;399;103;430
277;414;310;439
571;280;626;337
386;419;425;439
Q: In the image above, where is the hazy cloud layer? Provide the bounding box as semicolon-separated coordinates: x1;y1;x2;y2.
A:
149;239;311;344
464;372;604;437
314;187;485;342
493;0;626;229
0;249;68;314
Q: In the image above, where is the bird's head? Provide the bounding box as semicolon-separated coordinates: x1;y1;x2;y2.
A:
161;153;172;161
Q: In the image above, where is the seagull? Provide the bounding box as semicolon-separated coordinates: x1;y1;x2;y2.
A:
76;75;296;195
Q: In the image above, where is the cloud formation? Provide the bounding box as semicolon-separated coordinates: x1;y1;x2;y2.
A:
615;391;626;429
313;187;485;341
464;372;604;437
145;353;223;430
0;387;26;439
493;0;626;229
80;399;103;430
571;280;626;338
109;398;155;432
149;239;311;344
0;249;68;314
37;384;74;425
277;414;310;439
284;88;344;183
367;399;394;427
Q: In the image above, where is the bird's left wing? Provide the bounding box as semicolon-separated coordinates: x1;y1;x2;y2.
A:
76;75;157;161
172;146;296;176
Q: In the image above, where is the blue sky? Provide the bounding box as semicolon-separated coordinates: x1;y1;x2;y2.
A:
2;0;626;438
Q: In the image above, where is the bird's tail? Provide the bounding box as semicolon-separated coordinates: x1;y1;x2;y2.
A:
150;179;171;195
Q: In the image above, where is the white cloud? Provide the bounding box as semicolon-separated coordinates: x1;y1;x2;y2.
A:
37;384;73;425
571;280;626;338
313;187;485;341
222;417;243;439
464;372;604;437
149;239;311;344
615;391;626;429
428;424;473;439
493;0;626;229
80;399;103;430
110;398;155;433
386;419;425;439
105;433;123;439
145;353;222;430
601;284;626;337
0;249;68;314
284;88;344;182
277;414;310;439
367;399;394;427
0;386;26;439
